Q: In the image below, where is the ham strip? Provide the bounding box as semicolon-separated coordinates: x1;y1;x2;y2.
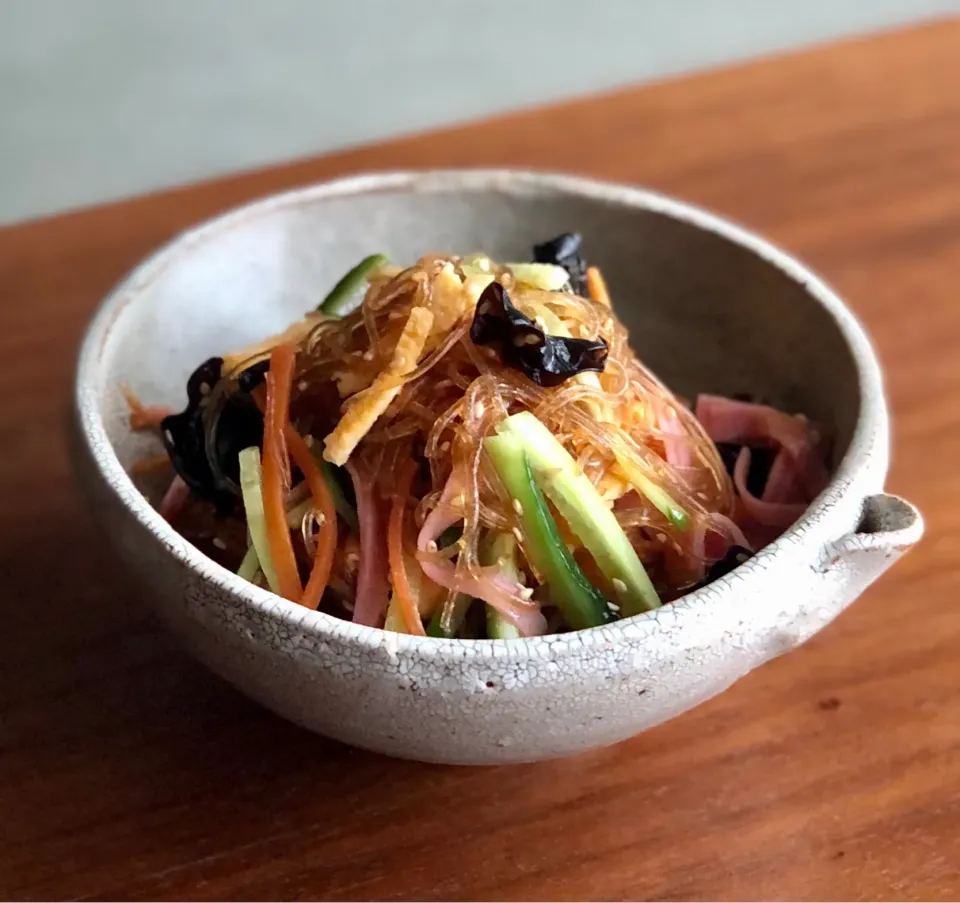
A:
417;556;548;637
734;447;807;528
158;475;191;523
660;411;693;467
347;462;391;628
695;394;829;498
761;449;805;505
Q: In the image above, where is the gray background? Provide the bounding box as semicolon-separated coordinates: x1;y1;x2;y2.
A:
2;0;956;225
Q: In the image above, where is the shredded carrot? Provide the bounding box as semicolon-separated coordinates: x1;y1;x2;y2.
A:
261;344;303;601
586;266;612;308
122;385;174;431
130;453;173;476
387;459;426;636
287;430;338;610
249;384;336;608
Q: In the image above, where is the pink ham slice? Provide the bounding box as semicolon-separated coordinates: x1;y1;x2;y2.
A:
761;448;806;505
417;556;548;637
158;475;191;523
695;394;832;550
690;512;752;562
695;394;830;500
416;469;547;637
347;461;391;628
734;447;807;528
660;410;693;468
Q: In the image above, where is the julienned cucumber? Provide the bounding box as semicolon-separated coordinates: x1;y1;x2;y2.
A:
318;254;389;317
493;411;661;616
484;432;612;631
481;532;522;640
426;594;472;638
237;446;281;594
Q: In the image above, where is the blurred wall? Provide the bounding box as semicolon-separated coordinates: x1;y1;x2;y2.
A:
1;0;956;224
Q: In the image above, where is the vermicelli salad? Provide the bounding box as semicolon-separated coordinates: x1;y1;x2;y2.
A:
127;234;830;638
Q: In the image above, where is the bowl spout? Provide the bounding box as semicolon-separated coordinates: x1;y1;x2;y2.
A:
817;492;923;592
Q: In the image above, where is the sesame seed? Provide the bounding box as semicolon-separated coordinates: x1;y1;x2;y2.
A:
608;601;621;612
612;578;628;596
212;537;227;550
512;527;524;544
520;586;534;600
672;542;683;554
199;382;211;396
362;350;375;361
303;434;315;447
343;598;356;613
439;441;451;452
163;429;174;445
695;491;708;500
426;540;438;553
298;380;309;392
656;532;668;543
474;401;486;419
512;499;524;516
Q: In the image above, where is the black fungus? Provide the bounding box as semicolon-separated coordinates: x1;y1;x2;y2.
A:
160;357;265;511
705;545;753;582
716;441;776;497
237;359;270;393
437;524;463;550
470;282;608;387
744;446;776;497
533;232;588;296
716;441;740;477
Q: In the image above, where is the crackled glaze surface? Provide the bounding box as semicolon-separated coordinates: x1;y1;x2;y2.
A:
72;170;922;764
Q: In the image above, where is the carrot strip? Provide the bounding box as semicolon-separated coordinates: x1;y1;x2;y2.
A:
287;430;338;610
387;459;426;636
261;344;302;601
122;385;174;431
586;266;612;307
130;453;173;476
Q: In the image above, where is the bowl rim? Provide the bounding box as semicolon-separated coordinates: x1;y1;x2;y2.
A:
74;168;887;657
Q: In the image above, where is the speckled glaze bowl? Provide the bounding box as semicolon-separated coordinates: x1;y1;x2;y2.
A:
73;170;922;764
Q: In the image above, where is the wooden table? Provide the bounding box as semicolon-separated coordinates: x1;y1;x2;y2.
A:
2;19;958;901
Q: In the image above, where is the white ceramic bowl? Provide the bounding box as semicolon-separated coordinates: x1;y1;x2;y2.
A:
72;170;922;764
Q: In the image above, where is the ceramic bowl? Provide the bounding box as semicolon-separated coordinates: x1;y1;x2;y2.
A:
72;170;922;764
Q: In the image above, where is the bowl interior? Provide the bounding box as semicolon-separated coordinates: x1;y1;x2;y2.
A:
93;177;861;494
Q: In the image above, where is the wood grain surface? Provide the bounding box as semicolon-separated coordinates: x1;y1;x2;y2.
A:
2;19;959;901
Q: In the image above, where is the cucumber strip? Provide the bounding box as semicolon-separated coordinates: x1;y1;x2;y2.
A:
426;594;473;638
481;532;522;640
494;411;661;615
507;262;570;291
238;446;281;594
237;544;260;582
485;432;612;630
318;254;389;317
614;452;691;530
